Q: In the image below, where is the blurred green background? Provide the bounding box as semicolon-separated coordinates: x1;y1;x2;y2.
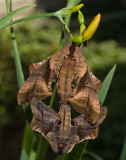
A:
0;0;126;160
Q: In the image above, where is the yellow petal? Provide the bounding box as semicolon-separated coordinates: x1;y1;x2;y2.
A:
83;14;101;41
70;4;84;13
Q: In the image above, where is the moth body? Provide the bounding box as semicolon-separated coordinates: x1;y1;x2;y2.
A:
57;56;74;104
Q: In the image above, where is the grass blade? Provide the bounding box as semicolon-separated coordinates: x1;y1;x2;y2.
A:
98;65;116;106
120;137;126;160
84;150;104;160
20;150;29;160
21;122;34;157
0;5;35;28
0;12;55;30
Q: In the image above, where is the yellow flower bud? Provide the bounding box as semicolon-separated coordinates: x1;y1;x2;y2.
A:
83;14;101;41
70;4;84;13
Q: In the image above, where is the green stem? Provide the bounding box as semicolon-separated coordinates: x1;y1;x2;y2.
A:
5;0;34;158
5;0;24;89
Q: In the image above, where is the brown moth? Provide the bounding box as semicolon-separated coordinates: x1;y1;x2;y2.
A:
17;43;87;105
30;98;107;154
17;42;102;124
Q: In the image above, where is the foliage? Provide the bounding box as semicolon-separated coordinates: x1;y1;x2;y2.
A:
0;22;126;159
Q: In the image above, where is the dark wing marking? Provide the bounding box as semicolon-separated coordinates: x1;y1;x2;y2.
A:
30;98;61;137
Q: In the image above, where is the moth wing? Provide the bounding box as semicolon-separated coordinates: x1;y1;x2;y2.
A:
69;67;101;124
88;67;102;92
73;107;107;141
50;43;71;75
73;45;88;79
84;127;99;140
17;57;52;105
30;98;61;137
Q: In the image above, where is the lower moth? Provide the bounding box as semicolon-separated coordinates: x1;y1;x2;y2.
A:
30;98;107;154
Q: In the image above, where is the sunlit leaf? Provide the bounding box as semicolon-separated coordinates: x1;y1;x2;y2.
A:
0;5;35;29
0;12;55;30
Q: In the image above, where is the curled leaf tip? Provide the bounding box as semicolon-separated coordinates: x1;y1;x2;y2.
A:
83;13;101;41
71;4;84;13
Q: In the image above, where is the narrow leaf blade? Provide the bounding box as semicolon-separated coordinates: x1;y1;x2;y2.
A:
0;5;35;27
98;65;116;106
120;137;126;160
20;150;29;160
22;122;34;156
84;150;104;160
0;12;55;30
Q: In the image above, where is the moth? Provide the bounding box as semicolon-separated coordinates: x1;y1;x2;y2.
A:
30;98;107;154
17;42;102;124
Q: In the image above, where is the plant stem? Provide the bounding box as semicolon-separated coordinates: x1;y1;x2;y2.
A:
5;0;24;89
5;0;34;158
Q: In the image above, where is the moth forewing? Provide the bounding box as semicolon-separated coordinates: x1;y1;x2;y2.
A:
30;98;61;136
68;67;102;124
17;57;52;105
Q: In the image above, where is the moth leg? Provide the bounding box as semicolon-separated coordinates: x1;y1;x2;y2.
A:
48;70;57;92
71;77;81;96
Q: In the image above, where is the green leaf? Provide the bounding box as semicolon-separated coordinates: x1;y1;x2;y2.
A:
0;12;55;30
84;150;104;160
20;150;29;160
98;65;116;106
0;5;35;28
29;134;41;160
120;137;126;160
22;122;34;156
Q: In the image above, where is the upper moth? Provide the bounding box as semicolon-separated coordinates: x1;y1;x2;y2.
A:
17;42;102;124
